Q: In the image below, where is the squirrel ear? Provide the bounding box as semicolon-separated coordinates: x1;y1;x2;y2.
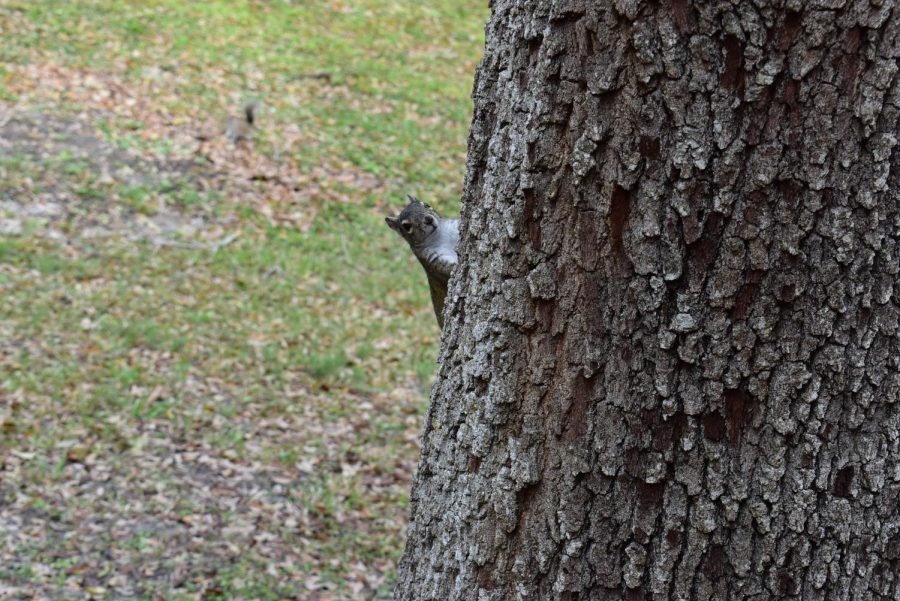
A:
407;193;421;204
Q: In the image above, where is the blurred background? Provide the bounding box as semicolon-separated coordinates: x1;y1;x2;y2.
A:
0;1;486;598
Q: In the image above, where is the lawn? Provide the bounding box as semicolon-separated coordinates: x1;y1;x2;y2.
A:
0;1;486;598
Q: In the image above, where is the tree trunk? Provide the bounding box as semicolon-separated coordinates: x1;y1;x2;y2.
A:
396;1;899;599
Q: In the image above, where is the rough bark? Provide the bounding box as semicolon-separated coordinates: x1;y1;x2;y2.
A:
396;1;899;600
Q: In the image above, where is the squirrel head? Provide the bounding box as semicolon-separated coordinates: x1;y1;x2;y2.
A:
385;194;440;246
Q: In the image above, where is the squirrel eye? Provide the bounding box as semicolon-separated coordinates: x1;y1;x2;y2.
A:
423;216;434;226
402;221;413;233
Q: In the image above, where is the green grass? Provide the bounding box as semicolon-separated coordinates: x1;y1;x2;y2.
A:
1;0;482;195
0;0;486;596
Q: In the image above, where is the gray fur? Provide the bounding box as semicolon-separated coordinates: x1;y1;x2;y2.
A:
386;195;459;328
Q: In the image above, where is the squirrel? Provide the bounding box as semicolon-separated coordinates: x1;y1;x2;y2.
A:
224;102;258;143
386;194;460;329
